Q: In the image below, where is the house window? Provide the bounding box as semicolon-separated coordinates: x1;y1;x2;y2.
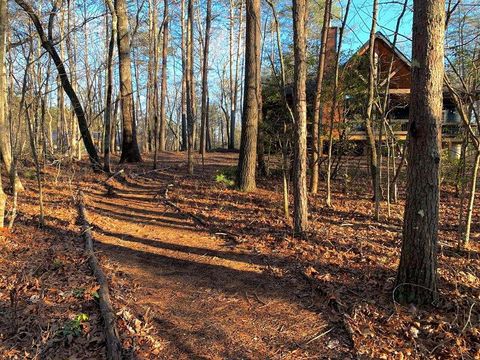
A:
444;109;460;123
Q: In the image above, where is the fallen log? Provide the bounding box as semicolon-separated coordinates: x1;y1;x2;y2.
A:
77;190;122;360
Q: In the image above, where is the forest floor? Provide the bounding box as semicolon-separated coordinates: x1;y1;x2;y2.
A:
0;151;479;359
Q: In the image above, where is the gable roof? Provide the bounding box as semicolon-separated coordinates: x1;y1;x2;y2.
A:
347;32;411;69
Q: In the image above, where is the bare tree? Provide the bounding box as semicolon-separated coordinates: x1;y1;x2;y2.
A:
444;4;480;248
14;0;100;167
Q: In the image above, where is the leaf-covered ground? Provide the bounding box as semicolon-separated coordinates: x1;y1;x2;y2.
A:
0;152;479;359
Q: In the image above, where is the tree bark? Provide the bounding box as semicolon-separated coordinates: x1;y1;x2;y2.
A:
396;0;445;305
115;0;142;163
292;0;308;233
237;0;261;191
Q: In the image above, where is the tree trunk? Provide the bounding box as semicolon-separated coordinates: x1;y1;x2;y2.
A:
146;0;157;154
115;0;142;163
365;0;380;220
26;107;45;227
186;0;196;174
326;0;351;207
0;48;23;192
292;0;308;234
159;0;169;153
199;0;211;155
228;0;235;150
396;0;445;305
237;0;261;191
257;86;266;175
462;148;480;247
310;0;331;194
104;0;117;173
0;0;7;227
180;0;188;151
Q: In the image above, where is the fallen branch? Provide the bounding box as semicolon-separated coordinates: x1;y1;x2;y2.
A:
103;169;124;197
77;190;122;360
105;169;125;183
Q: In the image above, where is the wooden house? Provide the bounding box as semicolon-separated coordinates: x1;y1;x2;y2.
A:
341;32;461;148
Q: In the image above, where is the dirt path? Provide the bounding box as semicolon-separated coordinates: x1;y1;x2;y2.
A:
81;165;352;359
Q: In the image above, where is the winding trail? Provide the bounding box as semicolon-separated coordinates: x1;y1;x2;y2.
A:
81;158;352;359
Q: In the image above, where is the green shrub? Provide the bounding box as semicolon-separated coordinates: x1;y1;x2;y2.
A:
215;167;236;187
59;313;89;338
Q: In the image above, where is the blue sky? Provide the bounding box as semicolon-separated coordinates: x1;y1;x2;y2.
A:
341;0;413;58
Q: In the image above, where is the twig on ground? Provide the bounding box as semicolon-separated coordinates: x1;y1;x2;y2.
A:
303;327;334;346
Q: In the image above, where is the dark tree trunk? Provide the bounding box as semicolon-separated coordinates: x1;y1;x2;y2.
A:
115;0;142;163
237;0;261;191
395;0;445;305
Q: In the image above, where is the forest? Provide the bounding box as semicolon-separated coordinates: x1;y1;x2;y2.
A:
0;0;479;358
